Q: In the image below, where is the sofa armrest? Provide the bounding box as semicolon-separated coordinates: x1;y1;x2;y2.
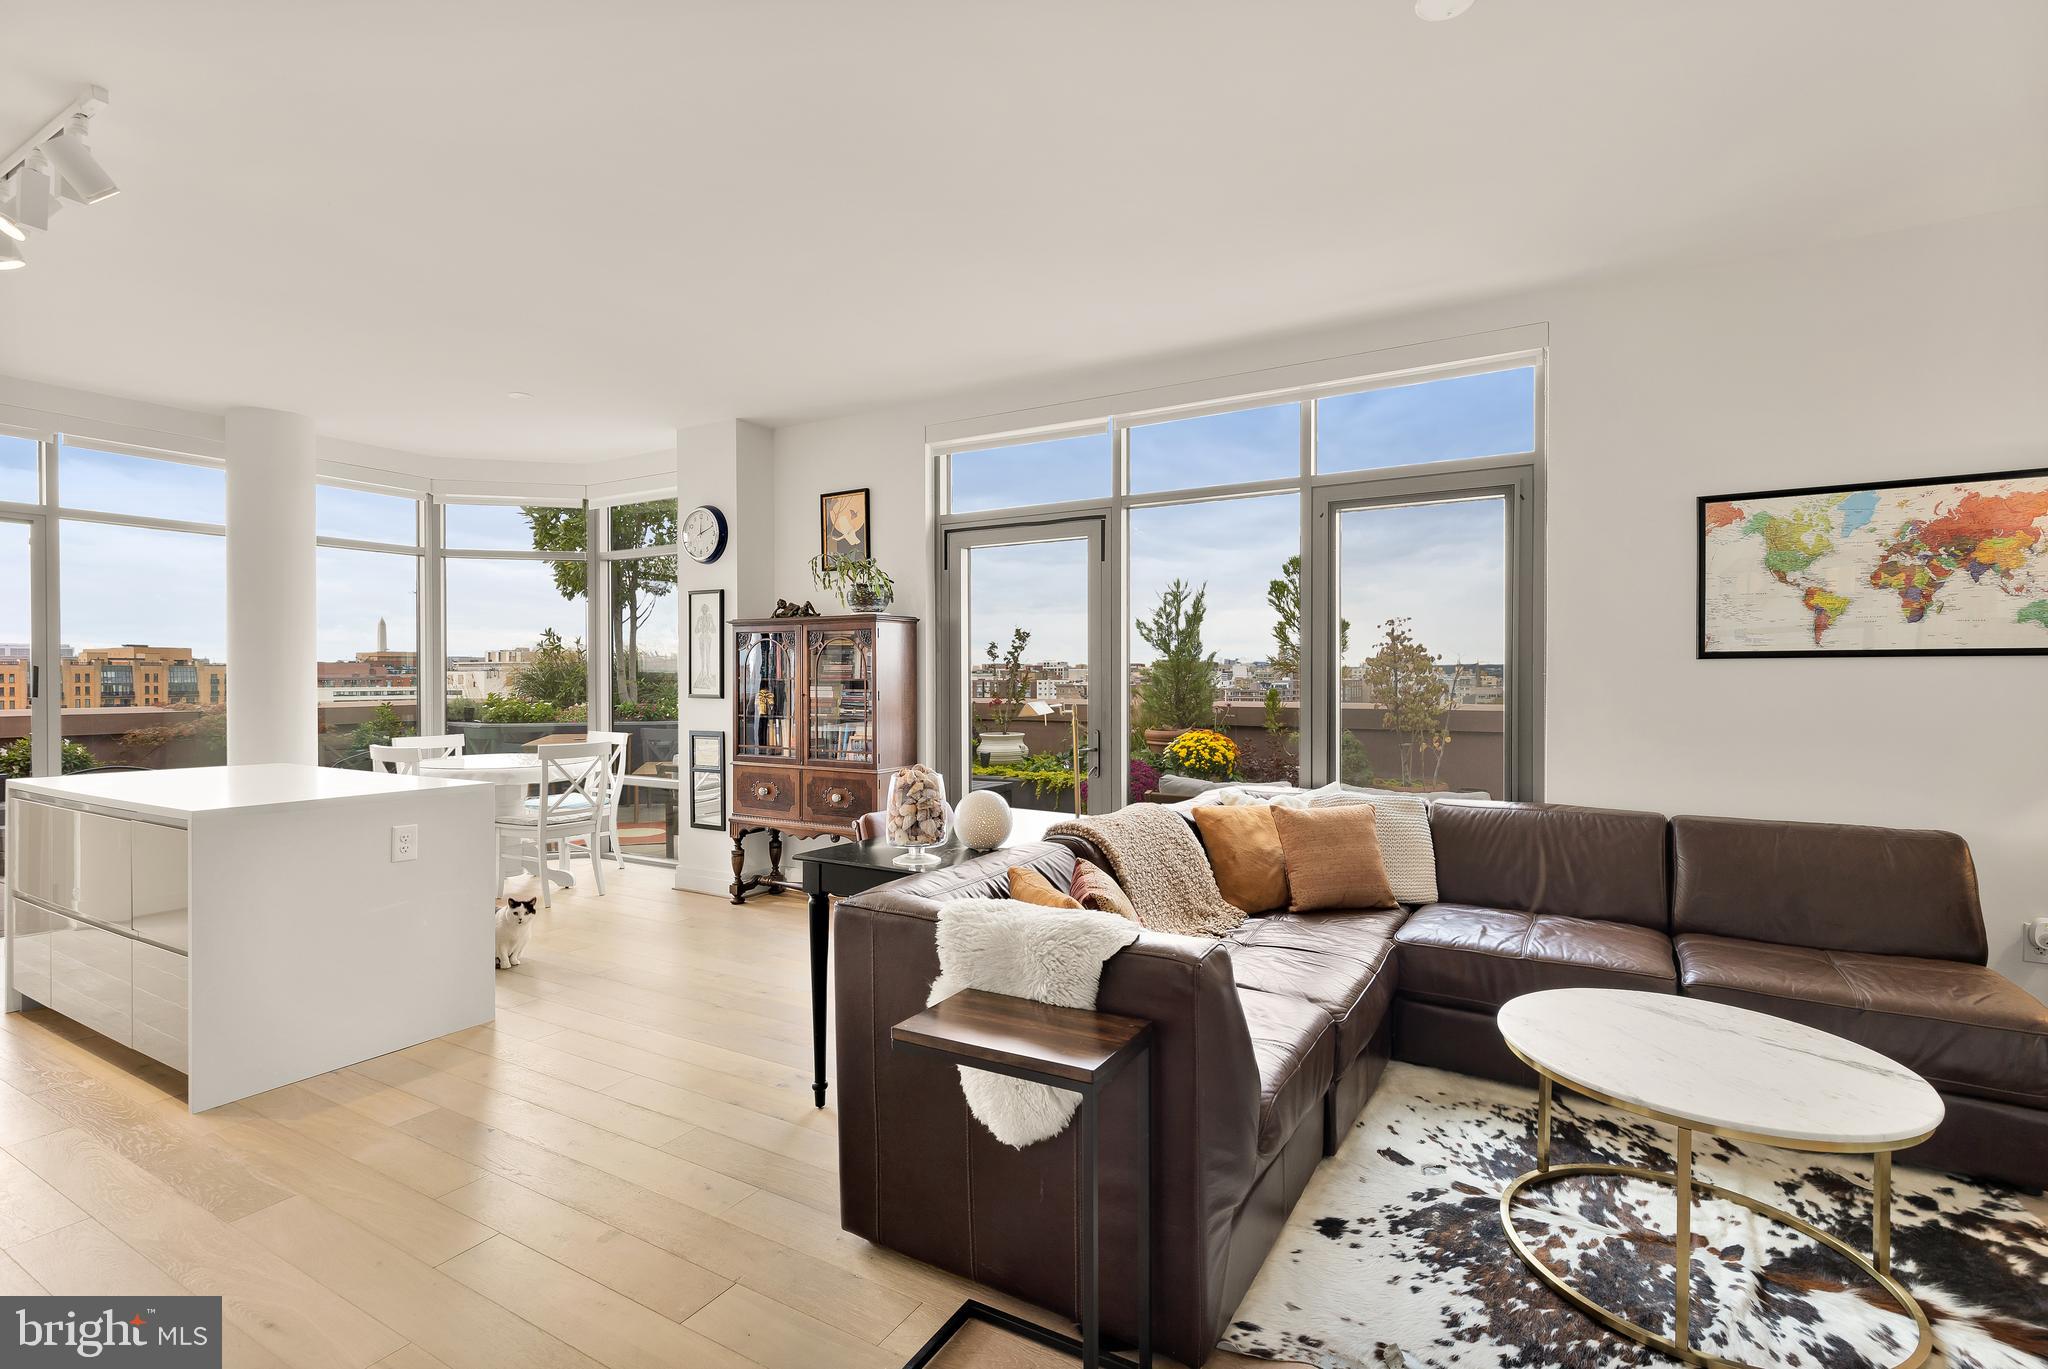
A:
834;848;1262;1363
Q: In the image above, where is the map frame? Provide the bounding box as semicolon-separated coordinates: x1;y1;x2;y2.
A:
1697;465;2048;659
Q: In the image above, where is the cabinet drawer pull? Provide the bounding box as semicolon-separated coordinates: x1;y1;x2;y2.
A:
753;782;775;800
827;789;846;806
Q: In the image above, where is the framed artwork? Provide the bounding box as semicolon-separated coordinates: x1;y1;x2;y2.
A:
1699;467;2048;658
687;589;726;697
821;487;871;562
688;730;726;831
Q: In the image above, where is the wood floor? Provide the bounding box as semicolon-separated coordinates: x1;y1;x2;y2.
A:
0;862;1279;1369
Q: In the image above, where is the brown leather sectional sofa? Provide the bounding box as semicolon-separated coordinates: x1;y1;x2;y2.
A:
834;801;2048;1367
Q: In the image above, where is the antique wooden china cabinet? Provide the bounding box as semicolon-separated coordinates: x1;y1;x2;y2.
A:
727;612;917;902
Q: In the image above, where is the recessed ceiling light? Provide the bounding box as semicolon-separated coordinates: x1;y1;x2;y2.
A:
1416;0;1476;19
507;391;533;401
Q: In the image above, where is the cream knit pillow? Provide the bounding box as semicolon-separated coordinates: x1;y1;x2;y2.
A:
1308;790;1437;905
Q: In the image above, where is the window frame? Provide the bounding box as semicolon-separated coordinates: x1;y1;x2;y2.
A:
931;343;1546;804
315;479;426;767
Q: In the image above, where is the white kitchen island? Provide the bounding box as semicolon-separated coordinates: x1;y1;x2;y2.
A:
3;764;497;1111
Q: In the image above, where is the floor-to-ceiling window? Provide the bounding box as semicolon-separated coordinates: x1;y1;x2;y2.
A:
55;440;229;771
601;498;680;859
936;347;1543;805
316;483;424;766
441;502;590;756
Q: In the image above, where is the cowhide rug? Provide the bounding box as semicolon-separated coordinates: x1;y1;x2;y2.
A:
1221;1064;2048;1369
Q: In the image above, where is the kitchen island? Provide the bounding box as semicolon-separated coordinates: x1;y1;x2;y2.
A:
3;764;497;1111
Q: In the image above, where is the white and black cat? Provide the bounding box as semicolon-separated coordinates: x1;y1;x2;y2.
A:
495;875;541;969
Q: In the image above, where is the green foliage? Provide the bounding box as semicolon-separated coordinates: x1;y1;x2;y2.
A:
981;628;1034;732
348;703;407;758
1263;686;1286;737
1136;579;1215;731
808;554;895;608
1339;729;1375;786
477;693;563;724
973;750;1077;800
1267;554;1347;678
0;738;96;777
522;503;675;710
1362;616;1451;783
612;674;678;722
510;628;587;711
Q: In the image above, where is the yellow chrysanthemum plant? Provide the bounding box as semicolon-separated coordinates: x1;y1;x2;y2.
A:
1162;727;1239;782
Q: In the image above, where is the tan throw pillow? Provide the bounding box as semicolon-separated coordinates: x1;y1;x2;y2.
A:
1269;803;1398;912
1307;791;1437;904
1069;858;1137;922
1190;804;1289;915
1009;865;1081;909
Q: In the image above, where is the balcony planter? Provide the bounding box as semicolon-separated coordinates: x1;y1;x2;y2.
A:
976;732;1028;763
1143;726;1190;749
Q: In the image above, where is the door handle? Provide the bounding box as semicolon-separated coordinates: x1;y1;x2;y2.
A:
29;665;38;700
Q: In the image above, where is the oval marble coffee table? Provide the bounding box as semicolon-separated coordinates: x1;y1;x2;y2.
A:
1497;988;1942;1369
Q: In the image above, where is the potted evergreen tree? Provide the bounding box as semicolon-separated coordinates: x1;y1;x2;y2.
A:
1136;579;1217;747
975;628;1034;762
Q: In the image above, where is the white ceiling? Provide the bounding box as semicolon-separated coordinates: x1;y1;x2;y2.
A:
0;1;2042;462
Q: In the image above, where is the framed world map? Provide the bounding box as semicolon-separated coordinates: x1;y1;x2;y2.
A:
1698;468;2048;657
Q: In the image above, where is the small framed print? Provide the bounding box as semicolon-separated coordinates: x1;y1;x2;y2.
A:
687;588;725;698
688;730;726;831
821;487;871;562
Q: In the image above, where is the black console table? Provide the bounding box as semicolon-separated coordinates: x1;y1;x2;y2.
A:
891;989;1153;1369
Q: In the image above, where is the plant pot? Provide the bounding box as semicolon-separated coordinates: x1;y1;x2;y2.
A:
1143;727;1190;749
846;584;893;613
976;731;1029;762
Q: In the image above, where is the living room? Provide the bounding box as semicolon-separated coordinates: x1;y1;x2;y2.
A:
0;3;2043;1368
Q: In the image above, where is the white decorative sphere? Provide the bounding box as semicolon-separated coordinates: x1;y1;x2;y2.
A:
954;789;1014;851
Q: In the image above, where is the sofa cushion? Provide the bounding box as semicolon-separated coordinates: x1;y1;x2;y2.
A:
1675;933;2048;1110
1395;903;1678;1012
1269;804;1397;913
1233;909;1407;959
1229;938;1396;1069
1235;986;1336;1157
1189;804;1289;914
1670;816;1985;962
1429;802;1670;930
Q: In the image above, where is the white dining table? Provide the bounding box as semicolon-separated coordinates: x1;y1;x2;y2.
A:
414;752;598;889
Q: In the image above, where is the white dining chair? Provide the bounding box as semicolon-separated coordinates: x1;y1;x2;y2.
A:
495;741;609;909
368;743;417;775
389;733;467;761
585;730;633;869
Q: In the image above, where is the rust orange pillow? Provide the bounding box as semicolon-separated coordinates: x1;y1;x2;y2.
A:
1268;803;1398;912
1009;865;1081;909
1190;804;1289;915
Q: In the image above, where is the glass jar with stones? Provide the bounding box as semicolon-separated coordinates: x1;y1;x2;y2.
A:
886;764;952;868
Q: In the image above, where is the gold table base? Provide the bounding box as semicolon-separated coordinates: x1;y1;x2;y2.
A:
1500;1077;1933;1369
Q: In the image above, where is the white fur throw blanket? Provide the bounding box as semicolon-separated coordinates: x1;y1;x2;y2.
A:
929;898;1139;1148
1048;803;1247;936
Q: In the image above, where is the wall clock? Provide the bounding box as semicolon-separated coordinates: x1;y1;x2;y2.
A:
682;504;729;563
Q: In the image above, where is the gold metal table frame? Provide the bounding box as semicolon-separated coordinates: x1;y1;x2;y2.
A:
1500;1060;1935;1369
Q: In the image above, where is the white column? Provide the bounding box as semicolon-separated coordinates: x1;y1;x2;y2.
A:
224;407;316;765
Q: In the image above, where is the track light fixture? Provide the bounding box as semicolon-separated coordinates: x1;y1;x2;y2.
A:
0;86;117;272
41;115;119;205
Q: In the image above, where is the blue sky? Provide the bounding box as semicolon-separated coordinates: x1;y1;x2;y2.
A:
956;367;1532;668
5;365;1530;680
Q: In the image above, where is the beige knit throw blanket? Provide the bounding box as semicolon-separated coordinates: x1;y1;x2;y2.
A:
1047;804;1246;937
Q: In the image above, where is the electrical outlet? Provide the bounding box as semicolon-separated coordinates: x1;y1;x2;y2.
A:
2024;917;2048;965
391;824;419;863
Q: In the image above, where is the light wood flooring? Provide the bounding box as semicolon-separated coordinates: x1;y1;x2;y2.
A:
0;862;1280;1369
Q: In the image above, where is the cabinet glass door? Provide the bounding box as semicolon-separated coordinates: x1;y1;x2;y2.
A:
806;629;874;764
736;629;797;759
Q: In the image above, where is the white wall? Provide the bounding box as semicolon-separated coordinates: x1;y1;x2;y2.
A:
766;206;2048;998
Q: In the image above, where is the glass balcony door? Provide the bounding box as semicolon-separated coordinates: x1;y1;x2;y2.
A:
941;518;1114;815
1;512;54;887
1312;465;1538;801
